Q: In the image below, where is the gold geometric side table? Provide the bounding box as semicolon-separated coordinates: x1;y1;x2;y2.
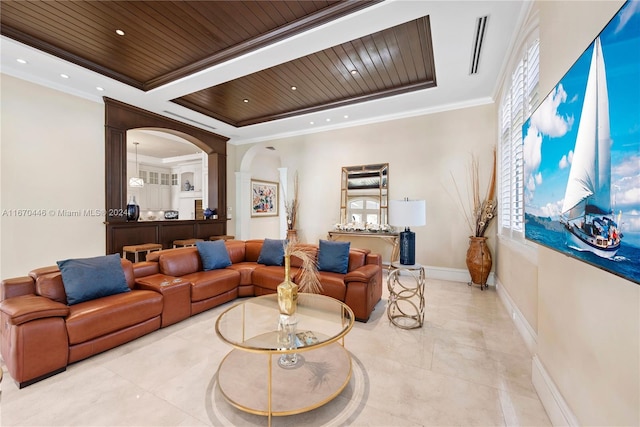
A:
387;262;425;329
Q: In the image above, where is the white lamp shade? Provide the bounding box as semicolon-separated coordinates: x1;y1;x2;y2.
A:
388;199;426;227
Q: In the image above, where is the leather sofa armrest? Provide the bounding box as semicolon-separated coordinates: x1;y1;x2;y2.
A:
366;253;382;267
1;276;36;301
135;274;185;291
133;261;160;278
344;264;380;283
0;294;69;326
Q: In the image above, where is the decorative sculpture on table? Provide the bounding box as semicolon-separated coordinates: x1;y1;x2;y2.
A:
277;253;298;316
276;240;322;367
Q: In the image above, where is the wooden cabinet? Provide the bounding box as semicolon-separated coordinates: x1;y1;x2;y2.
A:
106;219;227;256
104;98;228;256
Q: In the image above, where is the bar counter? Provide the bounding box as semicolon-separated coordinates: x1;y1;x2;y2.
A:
106;218;227;259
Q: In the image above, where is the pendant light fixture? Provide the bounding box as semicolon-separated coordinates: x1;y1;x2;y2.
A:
129;142;144;188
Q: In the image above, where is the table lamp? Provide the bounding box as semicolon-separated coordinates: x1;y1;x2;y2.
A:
389;198;426;265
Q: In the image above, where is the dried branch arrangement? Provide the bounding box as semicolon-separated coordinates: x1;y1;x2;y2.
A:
450;150;497;237
284;241;323;294
284;172;299;231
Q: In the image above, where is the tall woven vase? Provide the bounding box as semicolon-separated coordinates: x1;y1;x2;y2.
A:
466;236;492;290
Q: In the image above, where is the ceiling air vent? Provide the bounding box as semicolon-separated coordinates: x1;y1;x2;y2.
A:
470;15;489;75
162;110;217;131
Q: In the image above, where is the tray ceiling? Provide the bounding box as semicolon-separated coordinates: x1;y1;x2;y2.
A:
1;1;374;89
0;1;528;145
1;0;437;127
173;16;435;126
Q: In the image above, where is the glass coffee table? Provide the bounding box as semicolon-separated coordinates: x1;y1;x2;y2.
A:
215;293;354;425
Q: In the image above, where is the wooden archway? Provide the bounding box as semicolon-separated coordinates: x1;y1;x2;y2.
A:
104;98;229;254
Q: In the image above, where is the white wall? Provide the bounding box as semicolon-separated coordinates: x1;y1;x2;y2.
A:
226;143;237;236
234;103;497;273
241;146;282;240
497;1;639;426
0;75;105;278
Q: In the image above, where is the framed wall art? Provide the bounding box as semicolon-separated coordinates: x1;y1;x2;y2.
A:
251;179;279;217
523;0;639;284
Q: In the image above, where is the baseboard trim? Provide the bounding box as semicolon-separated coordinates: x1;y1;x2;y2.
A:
495;280;579;427
495;280;537;355
532;355;580;426
423;265;495;285
422;268;580;426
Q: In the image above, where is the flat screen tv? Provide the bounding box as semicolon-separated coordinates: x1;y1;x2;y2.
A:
523;1;640;284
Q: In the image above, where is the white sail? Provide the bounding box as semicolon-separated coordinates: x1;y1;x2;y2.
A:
561;38;612;217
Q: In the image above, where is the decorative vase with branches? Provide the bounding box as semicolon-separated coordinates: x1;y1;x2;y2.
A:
451;150;497;238
450;150;497;289
277;240;322;315
283;172;299;238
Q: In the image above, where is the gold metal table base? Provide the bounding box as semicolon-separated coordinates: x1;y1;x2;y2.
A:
218;341;352;419
215;294;355;426
387;263;425;329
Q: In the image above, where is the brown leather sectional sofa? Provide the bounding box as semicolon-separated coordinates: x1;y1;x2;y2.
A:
0;239;382;388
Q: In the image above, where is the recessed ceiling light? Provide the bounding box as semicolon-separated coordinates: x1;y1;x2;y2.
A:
326;118;331;122
344;115;349;119
96;86;105;91
116;29;125;36
60;73;69;79
243;99;249;103
310;121;315;125
291;86;297;91
16;58;27;64
350;70;358;75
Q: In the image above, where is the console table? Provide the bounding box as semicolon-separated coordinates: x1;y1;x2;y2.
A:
327;231;399;264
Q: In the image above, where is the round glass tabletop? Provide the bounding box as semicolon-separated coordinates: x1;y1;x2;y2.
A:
215;293;354;353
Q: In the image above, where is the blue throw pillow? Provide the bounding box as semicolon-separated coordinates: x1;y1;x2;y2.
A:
196;240;232;271
257;238;285;266
57;254;130;305
318;239;350;274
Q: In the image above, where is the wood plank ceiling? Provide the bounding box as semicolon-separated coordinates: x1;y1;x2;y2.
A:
1;0;437;127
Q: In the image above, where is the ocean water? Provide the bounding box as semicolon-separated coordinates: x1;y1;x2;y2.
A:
525;216;640;285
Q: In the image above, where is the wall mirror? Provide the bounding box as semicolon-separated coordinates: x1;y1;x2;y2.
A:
340;163;389;226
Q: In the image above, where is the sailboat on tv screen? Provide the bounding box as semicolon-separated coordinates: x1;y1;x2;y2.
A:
560;37;621;259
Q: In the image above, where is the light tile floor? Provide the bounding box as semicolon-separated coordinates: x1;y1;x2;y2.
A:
0;276;551;426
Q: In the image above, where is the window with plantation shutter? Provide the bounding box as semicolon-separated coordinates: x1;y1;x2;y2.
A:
499;39;539;238
500;96;512;230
